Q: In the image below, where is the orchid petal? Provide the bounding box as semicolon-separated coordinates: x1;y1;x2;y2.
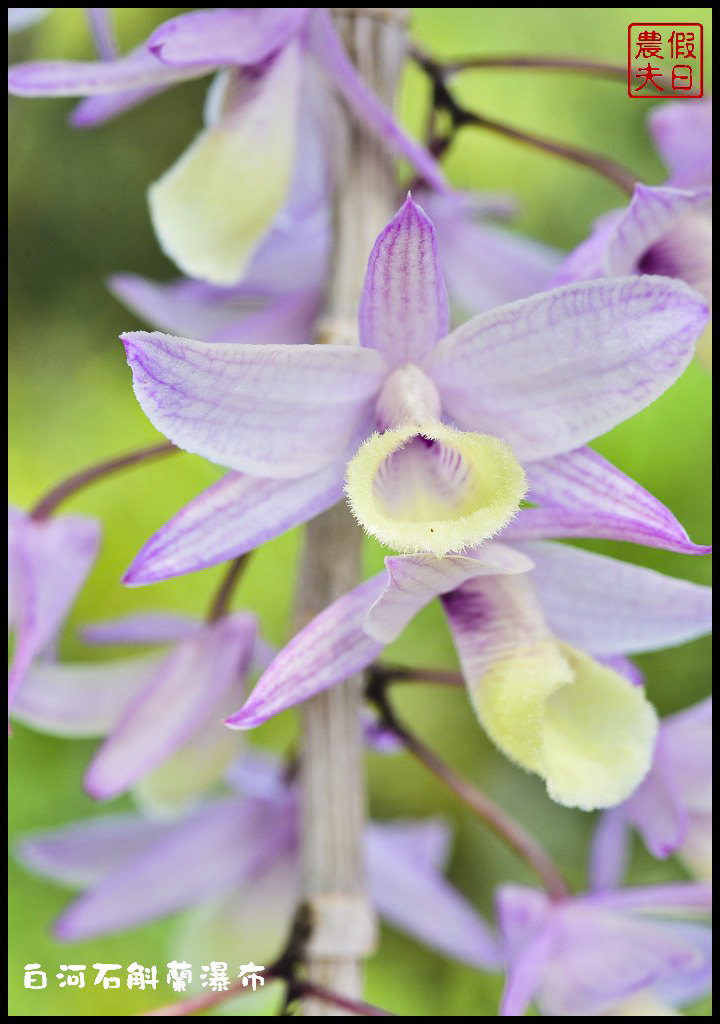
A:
364;543;534;645
70;82;173;127
227;575;387;729
9;512;101;712
359;195;450;365
625;766;687;859
149;47;302;286
365;818;452;873
426;277;708;461
11;655;158;736
85;615;256;800
514;541;713;655
110;274;322;345
345;420;527;557
8;45;212;98
122;332;386;478
17;814;168;888
649;99;712;189
502;446;711;554
366;822;502;969
537;903;711;1015
125;460;346;586
81;612;199;647
589;807;631;892
305;9;449;195
148;9;310;69
583;881;712;914
419;189;562;316
443;576;658;809
85;8;116;60
53;797;293;939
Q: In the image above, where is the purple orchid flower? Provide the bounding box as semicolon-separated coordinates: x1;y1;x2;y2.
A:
16;749;502;977
553;100;712;369
591;699;712;891
8;8;447;286
8;508;100;716
496;880;712;1015
649;97;712;190
11;608;267;814
118;195;709;584
227;539;711;812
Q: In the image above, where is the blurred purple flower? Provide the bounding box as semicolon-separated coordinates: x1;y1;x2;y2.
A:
8;8;447;285
8;508;100;716
496;881;711;1015
591;698;712;890
12;608;266;813
16;749;501;973
227;539;711;811
119;196;708;582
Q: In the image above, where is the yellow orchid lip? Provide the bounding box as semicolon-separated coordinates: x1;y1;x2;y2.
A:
344;419;527;557
471;641;658;811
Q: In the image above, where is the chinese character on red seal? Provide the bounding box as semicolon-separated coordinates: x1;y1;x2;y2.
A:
628;23;704;98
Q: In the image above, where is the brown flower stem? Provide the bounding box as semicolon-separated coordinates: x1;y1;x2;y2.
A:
371;663;465;686
29;441;179;520
412;47;626;79
140;972;278;1016
206;554;252;623
412;48;638;195
366;676;569;901
289;981;395;1016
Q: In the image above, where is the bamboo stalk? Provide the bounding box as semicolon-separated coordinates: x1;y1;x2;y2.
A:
297;8;408;1015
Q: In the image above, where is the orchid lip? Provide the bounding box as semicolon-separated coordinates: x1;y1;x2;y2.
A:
345;419;527;557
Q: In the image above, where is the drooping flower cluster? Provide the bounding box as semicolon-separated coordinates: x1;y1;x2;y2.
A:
8;8;712;1017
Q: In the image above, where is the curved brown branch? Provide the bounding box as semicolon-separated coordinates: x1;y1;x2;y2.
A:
30;441;179;519
206;554;252;623
366;675;569;901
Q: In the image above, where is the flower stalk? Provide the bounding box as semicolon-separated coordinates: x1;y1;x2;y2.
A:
296;8;409;1013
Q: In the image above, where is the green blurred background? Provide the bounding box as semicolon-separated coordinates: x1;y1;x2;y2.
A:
8;7;712;1016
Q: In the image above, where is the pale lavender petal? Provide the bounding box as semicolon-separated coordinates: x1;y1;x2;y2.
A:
625;766;687;858
148;9;310;68
85;8;116;60
85;615;256;799
305;9;449;195
361;709;405;755
495;885;551;961
227;575;387;729
366;822;501;969
8;8;52;32
11;655;158;736
550;210;621;287
81;612;200;647
122;332;386;478
514;541;712;655
8;512;101;712
359;195;450;366
583;881;712;913
502;446;710;554
8;45;213;98
589;807;631;892
366;818;451;873
70;82;173;127
537;902;711;1015
124;459;346;585
111;273;322;345
649;99;712;188
225;749;289;803
661;699;712;811
54;796;294;939
426;277;708;461
17;814;169;888
604;185;711;278
420;189;562;315
654;922;713;1005
500;928;556;1017
364;543;534;645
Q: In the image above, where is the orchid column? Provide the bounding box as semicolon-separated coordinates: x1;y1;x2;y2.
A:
296;8;407;1013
